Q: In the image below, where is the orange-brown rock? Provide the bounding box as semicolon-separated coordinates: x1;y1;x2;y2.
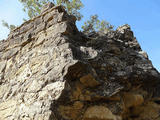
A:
83;106;117;120
80;74;100;87
128;102;160;120
123;92;144;108
59;101;84;119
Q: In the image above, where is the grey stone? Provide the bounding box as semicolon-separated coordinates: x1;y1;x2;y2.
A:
0;3;159;120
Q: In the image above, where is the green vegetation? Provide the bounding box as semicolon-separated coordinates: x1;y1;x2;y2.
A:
81;14;114;33
1;20;16;31
2;0;113;33
18;0;83;21
56;0;83;21
19;0;49;19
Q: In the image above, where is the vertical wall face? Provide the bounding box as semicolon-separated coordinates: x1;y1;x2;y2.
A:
0;5;79;120
0;3;160;120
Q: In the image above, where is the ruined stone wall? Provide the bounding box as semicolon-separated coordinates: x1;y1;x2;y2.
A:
0;4;79;120
0;3;160;120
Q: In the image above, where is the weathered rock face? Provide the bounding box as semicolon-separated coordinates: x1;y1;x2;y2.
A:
0;3;160;120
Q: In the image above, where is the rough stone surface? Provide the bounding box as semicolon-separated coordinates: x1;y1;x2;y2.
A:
0;3;160;120
83;106;117;120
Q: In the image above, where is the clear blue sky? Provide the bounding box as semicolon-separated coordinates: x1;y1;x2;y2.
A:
0;0;160;71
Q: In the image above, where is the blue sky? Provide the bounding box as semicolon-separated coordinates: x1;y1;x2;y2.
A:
0;0;159;71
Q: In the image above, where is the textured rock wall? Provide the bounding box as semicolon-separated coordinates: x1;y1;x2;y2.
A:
0;4;78;120
0;3;160;120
